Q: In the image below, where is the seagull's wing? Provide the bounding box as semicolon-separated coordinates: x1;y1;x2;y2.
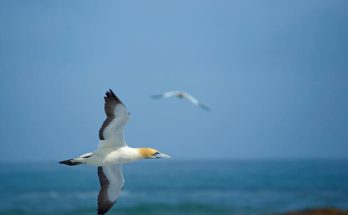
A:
183;92;211;111
98;89;130;148
97;165;125;215
151;90;181;99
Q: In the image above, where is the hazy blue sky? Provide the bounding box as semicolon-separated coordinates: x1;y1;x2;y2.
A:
0;0;347;161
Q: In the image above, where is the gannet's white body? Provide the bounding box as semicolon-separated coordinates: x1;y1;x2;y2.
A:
60;90;170;215
78;146;142;166
152;90;211;111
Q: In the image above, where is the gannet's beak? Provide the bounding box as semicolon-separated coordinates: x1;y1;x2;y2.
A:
156;152;171;159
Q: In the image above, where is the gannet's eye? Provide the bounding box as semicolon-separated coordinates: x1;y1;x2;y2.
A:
153;152;160;156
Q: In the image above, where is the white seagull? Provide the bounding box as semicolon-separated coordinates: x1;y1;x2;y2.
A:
59;89;171;215
152;90;211;111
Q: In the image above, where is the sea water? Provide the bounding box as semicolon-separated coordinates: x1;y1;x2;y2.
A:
0;160;347;215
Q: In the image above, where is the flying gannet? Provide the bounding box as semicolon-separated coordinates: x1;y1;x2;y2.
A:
152;90;211;111
59;89;171;215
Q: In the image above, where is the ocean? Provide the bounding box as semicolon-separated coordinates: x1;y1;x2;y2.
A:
0;160;347;215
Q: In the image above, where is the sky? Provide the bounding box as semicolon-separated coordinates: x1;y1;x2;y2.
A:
0;0;347;162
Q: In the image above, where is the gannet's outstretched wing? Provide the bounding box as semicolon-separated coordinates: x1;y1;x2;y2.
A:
97;165;125;215
182;92;211;111
98;89;130;148
151;90;181;99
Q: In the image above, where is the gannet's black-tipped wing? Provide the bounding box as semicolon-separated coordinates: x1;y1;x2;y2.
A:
97;165;125;215
98;89;130;148
182;92;211;111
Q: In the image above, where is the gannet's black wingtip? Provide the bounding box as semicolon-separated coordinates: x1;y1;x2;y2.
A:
59;159;83;166
199;104;211;111
150;94;163;99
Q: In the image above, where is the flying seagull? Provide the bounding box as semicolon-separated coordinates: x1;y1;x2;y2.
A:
152;90;211;111
59;89;171;215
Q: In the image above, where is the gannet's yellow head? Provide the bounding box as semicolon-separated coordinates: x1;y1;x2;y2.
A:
138;148;171;159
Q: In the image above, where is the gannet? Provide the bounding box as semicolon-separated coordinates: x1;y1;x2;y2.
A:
59;89;171;215
152;90;210;111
